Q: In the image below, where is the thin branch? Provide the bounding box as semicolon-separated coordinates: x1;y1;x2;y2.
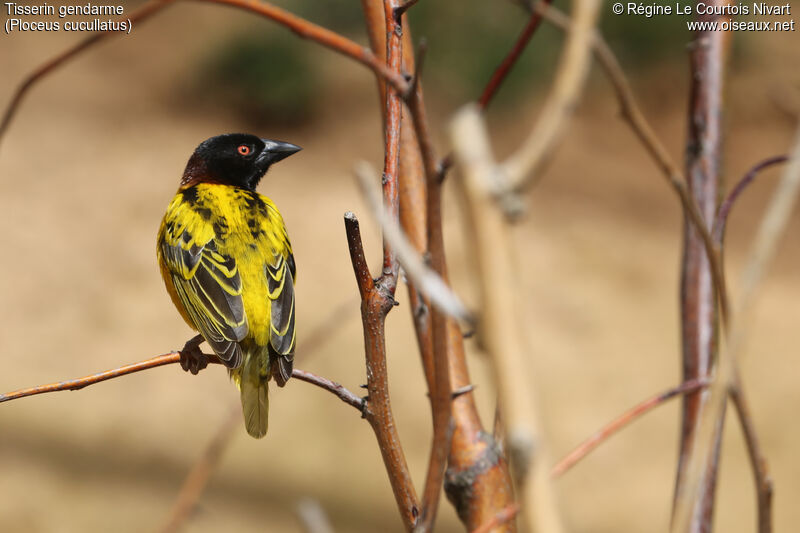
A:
551;378;711;478
469;505;521;533
353;160;473;324
293;369;364;411
0;0;178;149
730;377;773;533
159;406;240;533
0;352;182;403
712;155;789;244
0;354;363;412
477;0;554;111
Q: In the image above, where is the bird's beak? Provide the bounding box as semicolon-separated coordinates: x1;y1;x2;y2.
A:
257;139;302;168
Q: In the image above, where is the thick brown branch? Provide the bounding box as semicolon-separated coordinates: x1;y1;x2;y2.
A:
551;378;710;478
477;0;554;111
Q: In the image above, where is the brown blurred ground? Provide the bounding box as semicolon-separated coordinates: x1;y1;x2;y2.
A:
1;4;799;533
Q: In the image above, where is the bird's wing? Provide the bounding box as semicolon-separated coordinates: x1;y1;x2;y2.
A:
160;219;248;368
264;207;296;387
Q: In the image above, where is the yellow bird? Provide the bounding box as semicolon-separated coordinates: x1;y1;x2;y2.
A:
157;133;300;438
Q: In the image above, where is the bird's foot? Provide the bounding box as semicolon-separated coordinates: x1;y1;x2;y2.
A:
180;335;209;375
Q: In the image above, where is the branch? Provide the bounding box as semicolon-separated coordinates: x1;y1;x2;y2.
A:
343;212;419;530
0;0;178;150
0;353;363;411
477;0;554;111
712;155;789;245
550;378;711;478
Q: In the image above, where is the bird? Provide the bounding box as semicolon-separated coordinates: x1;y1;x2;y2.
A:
157;133;300;438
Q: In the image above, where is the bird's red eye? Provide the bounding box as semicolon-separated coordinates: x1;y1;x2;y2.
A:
237;145;251;156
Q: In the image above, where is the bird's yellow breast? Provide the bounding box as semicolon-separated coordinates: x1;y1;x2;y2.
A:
158;182;292;347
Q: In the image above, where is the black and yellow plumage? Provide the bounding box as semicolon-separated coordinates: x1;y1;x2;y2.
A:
157;133;300;438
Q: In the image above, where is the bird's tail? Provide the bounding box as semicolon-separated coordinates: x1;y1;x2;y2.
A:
234;352;269;438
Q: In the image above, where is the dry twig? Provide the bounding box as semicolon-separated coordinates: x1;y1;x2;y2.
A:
551;378;711;478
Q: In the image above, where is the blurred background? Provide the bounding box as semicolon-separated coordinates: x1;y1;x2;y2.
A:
0;1;798;531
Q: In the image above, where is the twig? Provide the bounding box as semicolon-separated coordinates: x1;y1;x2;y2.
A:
712;156;790;244
477;0;554;111
0;0;177;150
343;212;419;530
353;161;472;324
469;504;521;533
0;352;182;403
0;354;363;412
451;104;563;533
551;378;711;478
501;0;602;196
159;406;240;533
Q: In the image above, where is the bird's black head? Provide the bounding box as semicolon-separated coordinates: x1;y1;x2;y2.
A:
181;133;301;191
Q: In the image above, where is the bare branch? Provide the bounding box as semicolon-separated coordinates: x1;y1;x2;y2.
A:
551;378;710;478
343;211;420;530
0;353;363;412
713;155;789;244
477;0;554;111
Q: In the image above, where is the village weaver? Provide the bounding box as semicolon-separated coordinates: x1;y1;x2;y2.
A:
157;133;300;438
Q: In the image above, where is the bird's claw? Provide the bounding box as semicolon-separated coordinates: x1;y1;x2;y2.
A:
180;335;208;375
